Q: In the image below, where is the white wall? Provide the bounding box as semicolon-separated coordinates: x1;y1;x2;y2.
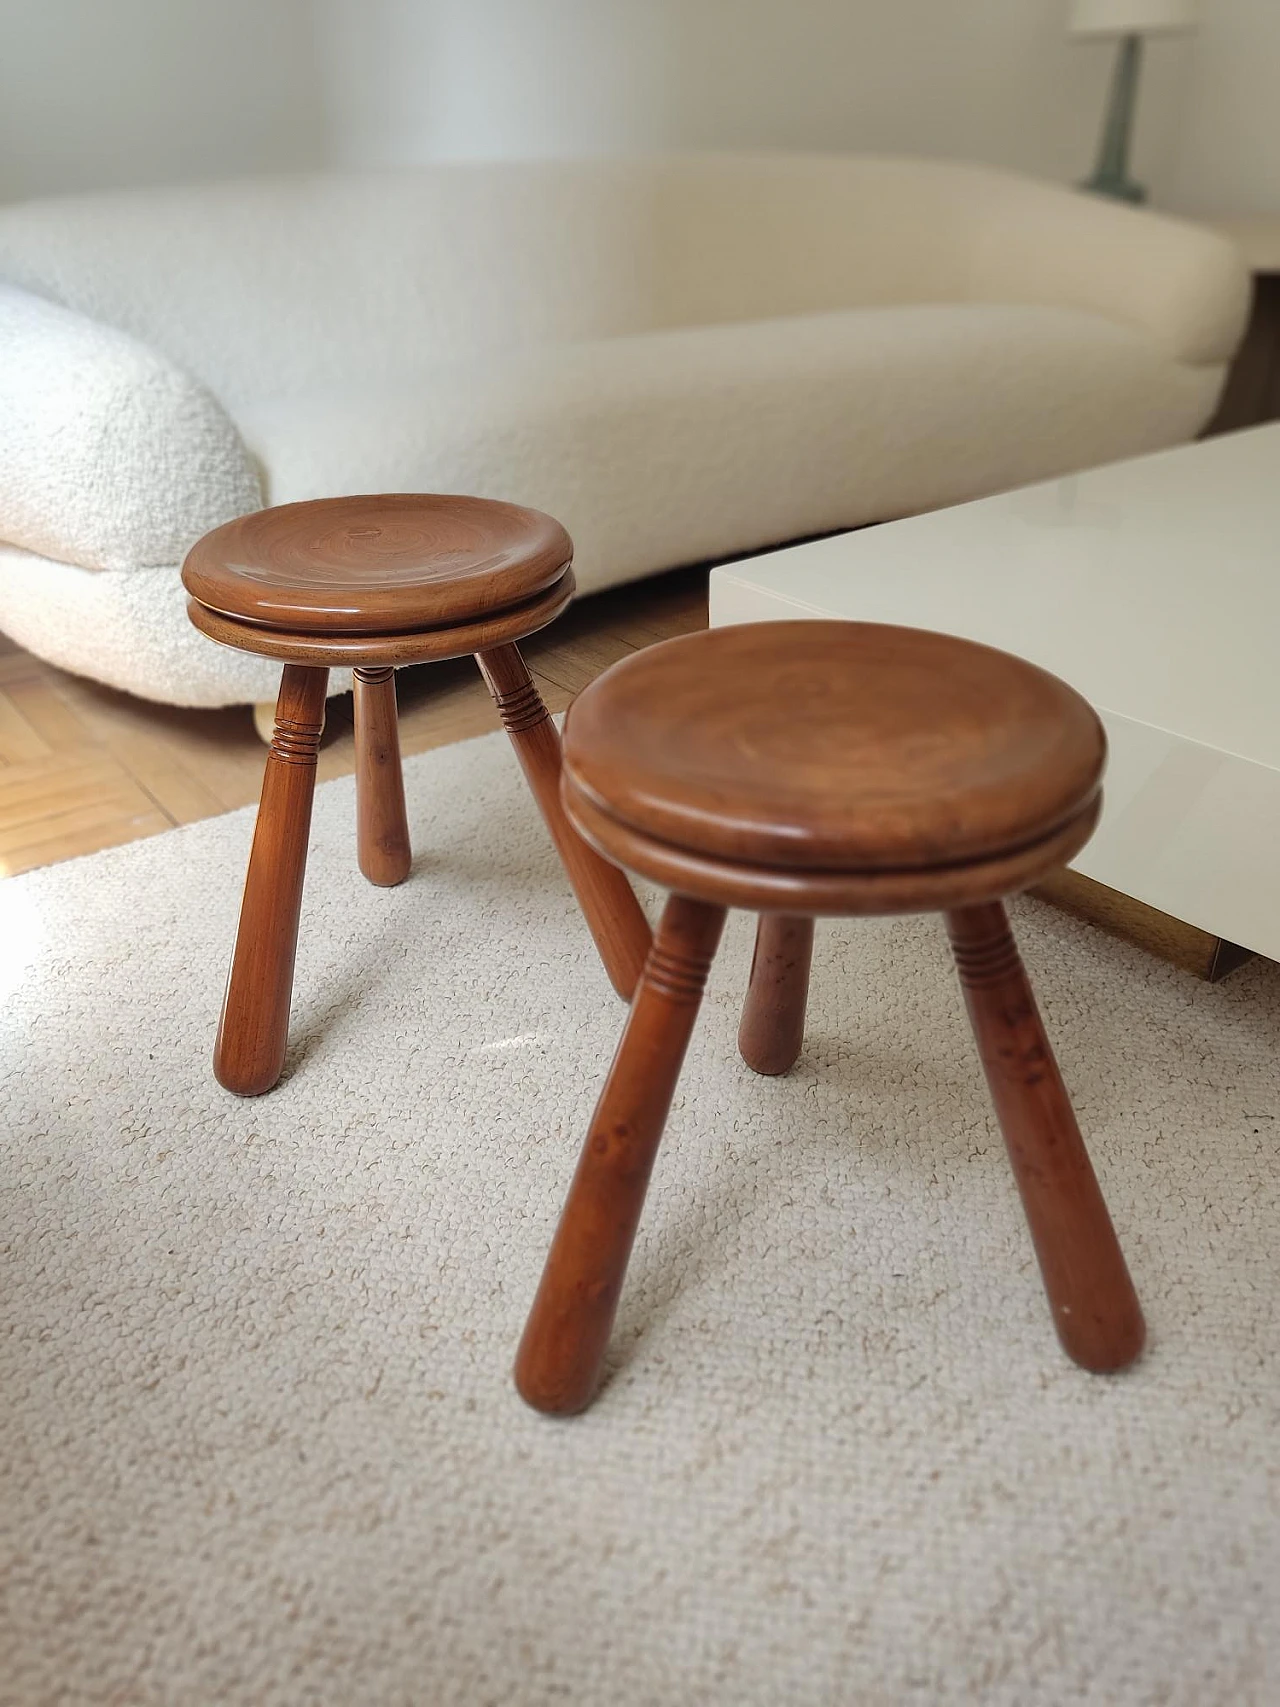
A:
317;0;1194;201
0;0;328;200
0;0;1273;217
1164;0;1280;214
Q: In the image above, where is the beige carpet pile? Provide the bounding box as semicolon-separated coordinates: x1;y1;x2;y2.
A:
2;728;1278;1705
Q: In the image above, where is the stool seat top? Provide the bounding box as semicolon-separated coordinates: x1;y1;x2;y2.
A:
563;622;1105;874
182;494;572;635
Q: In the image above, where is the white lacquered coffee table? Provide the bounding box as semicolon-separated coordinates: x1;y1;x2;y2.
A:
710;424;1280;972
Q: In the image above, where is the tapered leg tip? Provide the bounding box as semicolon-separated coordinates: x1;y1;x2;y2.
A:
597;913;652;1003
1058;1306;1147;1374
213;1045;285;1098
213;1069;282;1098
737;1035;802;1076
359;856;412;888
513;1356;598;1417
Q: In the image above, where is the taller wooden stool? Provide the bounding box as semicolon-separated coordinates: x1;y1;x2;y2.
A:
182;493;651;1097
516;621;1146;1415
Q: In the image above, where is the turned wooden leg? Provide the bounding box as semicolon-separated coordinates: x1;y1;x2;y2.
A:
738;913;814;1075
476;643;652;1001
946;901;1145;1372
214;665;329;1097
255;698;326;744
515;894;727;1414
353;665;411;886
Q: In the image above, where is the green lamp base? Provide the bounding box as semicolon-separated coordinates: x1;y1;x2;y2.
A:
1079;171;1147;205
1079;34;1148;209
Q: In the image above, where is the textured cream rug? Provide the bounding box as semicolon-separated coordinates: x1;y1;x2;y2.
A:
2;729;1278;1706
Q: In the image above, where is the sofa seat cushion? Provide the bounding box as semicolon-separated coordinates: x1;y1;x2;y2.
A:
234;304;1214;599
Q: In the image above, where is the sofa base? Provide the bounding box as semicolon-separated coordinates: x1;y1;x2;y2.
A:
1031;866;1255;982
0;546;352;708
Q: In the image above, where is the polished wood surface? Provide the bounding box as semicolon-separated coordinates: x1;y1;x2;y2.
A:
0;566;707;880
737;914;814;1075
515;895;726;1414
476;644;651;1001
563;622;1104;872
518;620;1143;1414
565;783;1100;917
185;571;574;667
214;665;328;1096
353;666;411;887
946;902;1145;1371
182;494;572;634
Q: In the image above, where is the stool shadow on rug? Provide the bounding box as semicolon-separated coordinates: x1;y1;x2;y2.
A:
586;1042;1009;1402
265;869;458;1087
775;1034;988;1165
270;846;624;1090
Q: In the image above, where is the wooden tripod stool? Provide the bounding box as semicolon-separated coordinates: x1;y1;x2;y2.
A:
516;621;1146;1414
182;493;651;1097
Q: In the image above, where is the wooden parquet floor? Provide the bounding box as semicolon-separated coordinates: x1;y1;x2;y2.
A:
0;568;708;878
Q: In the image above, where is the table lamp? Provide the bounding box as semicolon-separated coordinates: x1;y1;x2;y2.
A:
1071;0;1197;203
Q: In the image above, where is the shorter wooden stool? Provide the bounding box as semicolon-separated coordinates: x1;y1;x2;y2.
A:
516;621;1146;1414
183;494;651;1097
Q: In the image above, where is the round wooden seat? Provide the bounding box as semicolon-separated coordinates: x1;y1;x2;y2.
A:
182;493;572;635
561;621;1105;914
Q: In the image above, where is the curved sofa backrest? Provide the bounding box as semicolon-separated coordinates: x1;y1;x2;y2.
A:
0;154;1107;403
0;162;669;403
652;153;975;325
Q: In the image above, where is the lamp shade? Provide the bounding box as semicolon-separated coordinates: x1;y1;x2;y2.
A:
1069;0;1196;35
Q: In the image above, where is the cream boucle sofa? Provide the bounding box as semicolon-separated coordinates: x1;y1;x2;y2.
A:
0;153;1249;708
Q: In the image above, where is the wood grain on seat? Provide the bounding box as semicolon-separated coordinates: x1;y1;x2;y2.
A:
562;622;1105;873
185;573;574;667
182;494;572;634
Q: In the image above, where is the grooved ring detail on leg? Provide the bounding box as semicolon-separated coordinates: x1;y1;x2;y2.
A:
949;927;1023;987
642;942;716;1003
270;720;324;766
492;679;551;735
